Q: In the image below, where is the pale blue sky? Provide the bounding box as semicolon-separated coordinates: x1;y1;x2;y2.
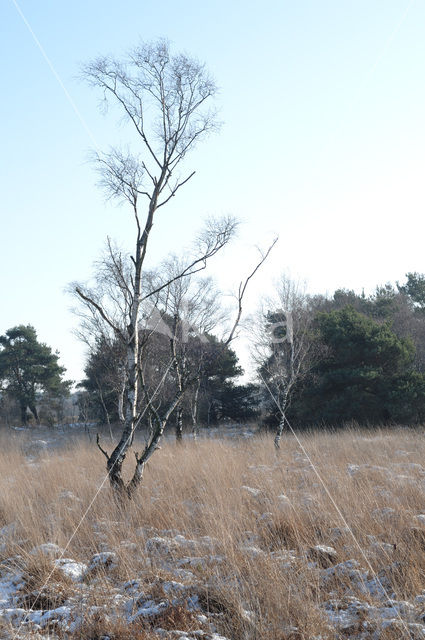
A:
1;0;424;382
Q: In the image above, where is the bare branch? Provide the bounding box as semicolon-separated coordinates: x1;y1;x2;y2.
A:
157;171;196;208
75;286;125;341
225;237;278;345
96;433;110;460
142;216;238;301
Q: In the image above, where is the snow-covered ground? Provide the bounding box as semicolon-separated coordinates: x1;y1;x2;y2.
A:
1;525;425;638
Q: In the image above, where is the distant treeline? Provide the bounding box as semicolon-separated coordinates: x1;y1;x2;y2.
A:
2;273;425;431
261;272;425;431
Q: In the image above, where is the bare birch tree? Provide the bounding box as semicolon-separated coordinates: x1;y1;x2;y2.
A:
73;39;276;498
252;276;314;449
74;40;242;498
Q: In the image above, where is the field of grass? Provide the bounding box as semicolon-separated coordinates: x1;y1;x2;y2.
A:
0;427;425;638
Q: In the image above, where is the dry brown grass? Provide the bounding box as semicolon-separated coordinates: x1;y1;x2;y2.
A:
0;427;425;638
59;613;162;639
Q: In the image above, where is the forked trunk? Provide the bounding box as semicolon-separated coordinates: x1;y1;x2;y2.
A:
107;325;139;492
105;243;142;495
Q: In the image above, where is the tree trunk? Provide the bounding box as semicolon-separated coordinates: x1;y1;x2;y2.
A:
29;404;39;424
107;324;139;493
191;383;200;440
175;406;183;442
95;377;113;442
117;375;125;423
99;390;110;425
20;402;27;425
274;414;285;450
207;401;212;428
106;274;141;493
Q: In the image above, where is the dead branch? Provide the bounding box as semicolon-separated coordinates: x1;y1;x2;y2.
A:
96;433;110;460
226;237;278;345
